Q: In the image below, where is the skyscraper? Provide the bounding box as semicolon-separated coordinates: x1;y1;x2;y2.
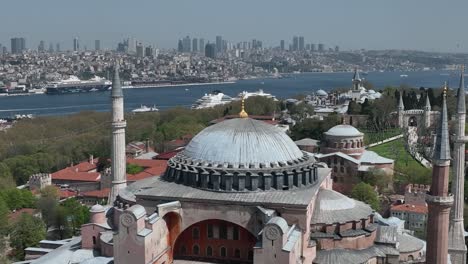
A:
177;39;183;53
136;43;144;57
311;44;316;52
95;40;101;51
199;39;205;54
318;43;325;52
334;45;340;52
205;43;216;58
109;63;127;204
182;36;191;53
292;36;299;51
280;40;285;50
48;43;54;53
192;38;198;53
73;37;79;51
56;43;60;53
216;36;223;53
299;36;305;51
145;45;153;57
10;37;26;54
38;40;45;52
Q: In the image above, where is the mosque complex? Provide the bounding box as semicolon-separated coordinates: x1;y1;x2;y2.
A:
25;65;467;264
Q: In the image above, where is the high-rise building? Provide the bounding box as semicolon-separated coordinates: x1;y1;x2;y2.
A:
216;36;223;53
318;43;325;52
280;40;285;50
182;36;191;53
2;46;7;55
95;40;101;51
38;40;45;52
144;45;153;57
192;38;198;53
299;36;305;51
199;39;205;53
205;43;216;58
177;39;183;53
56;43;60;53
11;37;26;54
306;44;311;50
48;43;54;53
136;43;144;57
334;45;339;52
73;37;80;51
311;44;316;52
292;36;299;51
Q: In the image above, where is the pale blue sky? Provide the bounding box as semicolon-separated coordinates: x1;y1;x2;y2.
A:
1;0;467;52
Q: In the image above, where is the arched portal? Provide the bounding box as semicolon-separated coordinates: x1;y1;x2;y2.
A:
408;116;418;127
163;212;182;261
174;219;256;263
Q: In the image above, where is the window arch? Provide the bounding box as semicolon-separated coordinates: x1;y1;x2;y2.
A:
192;227;200;239
220;247;227;257
92;236;96;245
193;245;199;255
206;246;213;256
234;248;241;258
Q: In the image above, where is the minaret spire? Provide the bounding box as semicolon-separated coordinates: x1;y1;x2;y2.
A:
448;65;467;264
398;91;405;128
239;96;249;118
426;83;454;264
109;61;127;204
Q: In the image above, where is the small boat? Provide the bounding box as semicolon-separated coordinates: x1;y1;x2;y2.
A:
132;105;159;113
185;88;189;91
400;74;408;78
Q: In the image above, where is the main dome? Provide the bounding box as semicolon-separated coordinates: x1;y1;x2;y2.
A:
164;118;320;192
183;118;304;165
325;125;363;137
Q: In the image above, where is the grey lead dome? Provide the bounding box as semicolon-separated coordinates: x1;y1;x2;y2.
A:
183;118;304;165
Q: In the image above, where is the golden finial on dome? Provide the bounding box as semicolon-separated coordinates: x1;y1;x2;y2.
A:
239;95;249;118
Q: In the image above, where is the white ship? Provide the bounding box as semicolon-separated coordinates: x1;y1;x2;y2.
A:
192;92;233;109
237;89;278;101
46;76;112;94
132;105;159;113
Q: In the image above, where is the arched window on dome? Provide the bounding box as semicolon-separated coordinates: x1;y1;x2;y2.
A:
352;141;356;148
192;227;200;239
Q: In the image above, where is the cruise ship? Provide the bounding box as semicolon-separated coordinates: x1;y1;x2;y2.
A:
192;92;234;109
132;105;159;113
46;76;112;94
237;89;277;101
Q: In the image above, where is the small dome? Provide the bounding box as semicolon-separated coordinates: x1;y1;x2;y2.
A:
183;118;304;165
316;89;328;96
311;189;373;224
325;125;363;137
90;204;105;213
368;89;376;94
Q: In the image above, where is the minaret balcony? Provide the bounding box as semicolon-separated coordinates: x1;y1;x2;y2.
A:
426;193;454;207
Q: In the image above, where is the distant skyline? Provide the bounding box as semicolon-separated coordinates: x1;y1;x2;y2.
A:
0;0;467;52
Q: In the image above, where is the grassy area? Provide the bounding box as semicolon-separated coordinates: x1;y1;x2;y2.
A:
368;139;431;185
362;128;402;145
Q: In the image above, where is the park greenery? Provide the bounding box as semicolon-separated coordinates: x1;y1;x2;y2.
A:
127;163;145;174
351;182;380;211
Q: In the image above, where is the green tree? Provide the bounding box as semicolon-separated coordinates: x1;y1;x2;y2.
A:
351;182;380;211
0;163;15;190
127;163;145;175
61;198;90;235
0;196;9;235
96;157;111;173
362;168;393;193
10;214;46;260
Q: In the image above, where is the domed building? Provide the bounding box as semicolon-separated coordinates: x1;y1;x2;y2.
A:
33;69;427;264
315;124;394;194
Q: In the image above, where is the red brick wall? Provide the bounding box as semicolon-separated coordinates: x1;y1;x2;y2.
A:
174;219;256;263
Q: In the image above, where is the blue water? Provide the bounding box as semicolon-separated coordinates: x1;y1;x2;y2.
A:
0;70;460;117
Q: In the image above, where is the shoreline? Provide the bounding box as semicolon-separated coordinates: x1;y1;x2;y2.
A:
122;81;236;89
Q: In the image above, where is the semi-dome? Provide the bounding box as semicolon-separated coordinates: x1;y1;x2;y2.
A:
316;89;328;96
325;125;363;137
164;118;320;192
183;118;304;165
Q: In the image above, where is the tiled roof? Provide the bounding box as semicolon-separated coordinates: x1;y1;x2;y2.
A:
8;208;38;223
52;168;101;182
70;159;98;172
390;203;428;214
127;158;167;169
154;149;183;160
59;189;78;199
81;188;110;198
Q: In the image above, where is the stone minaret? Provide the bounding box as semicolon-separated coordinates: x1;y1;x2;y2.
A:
449;66;467;264
109;63;127;204
352;68;361;91
398;91;405;128
425;83;454;264
424;92;431;128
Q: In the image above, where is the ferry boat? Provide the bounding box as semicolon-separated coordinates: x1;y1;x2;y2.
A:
192;91;233;109
46;76;111;94
132;105;159;113
237;89;278;101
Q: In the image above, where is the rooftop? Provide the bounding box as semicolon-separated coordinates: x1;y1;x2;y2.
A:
325;125;363;137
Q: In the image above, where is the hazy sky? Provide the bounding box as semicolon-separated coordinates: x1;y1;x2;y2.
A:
1;0;467;52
